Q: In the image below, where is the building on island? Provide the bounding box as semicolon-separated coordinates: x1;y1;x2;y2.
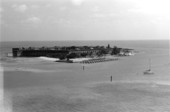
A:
12;44;134;59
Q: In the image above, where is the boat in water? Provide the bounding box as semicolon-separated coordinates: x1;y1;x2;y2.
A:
143;59;154;75
143;69;154;75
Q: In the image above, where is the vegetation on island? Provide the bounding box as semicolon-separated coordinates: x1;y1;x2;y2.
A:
12;44;134;60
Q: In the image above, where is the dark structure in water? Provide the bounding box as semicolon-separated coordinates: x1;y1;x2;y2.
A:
12;45;134;59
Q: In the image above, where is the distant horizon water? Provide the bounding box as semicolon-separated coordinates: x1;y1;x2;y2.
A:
0;39;169;42
0;40;169;57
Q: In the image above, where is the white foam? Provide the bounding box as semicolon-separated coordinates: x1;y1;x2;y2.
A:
39;57;59;61
70;58;91;62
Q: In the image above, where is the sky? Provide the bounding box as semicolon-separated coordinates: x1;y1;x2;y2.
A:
0;0;169;41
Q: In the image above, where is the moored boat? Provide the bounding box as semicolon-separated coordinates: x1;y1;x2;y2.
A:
143;69;154;75
143;59;154;75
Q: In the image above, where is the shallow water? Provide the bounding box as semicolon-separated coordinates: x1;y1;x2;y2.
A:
1;40;170;112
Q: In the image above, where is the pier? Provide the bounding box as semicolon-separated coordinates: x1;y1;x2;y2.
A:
80;58;119;64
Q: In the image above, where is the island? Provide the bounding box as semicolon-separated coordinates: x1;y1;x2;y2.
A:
12;44;134;63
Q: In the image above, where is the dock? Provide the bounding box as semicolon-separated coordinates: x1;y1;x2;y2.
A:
80;58;118;64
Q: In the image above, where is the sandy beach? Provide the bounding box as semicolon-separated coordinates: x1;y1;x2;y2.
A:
2;41;170;112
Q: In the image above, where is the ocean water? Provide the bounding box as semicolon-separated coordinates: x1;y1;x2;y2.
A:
0;40;169;54
1;40;170;112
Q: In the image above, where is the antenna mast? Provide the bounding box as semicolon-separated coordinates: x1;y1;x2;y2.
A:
149;58;151;70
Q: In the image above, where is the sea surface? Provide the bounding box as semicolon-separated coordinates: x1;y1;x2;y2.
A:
0;40;170;112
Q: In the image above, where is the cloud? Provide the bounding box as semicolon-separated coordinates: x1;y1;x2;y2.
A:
30;5;40;9
45;4;52;8
127;8;143;13
0;7;3;13
24;17;41;24
12;4;28;13
27;17;41;23
92;12;118;18
0;7;3;21
59;6;67;11
93;13;105;18
126;0;170;17
93;6;100;12
0;7;3;17
71;0;84;6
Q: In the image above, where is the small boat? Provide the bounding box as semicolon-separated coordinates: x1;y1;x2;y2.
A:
143;69;154;74
143;59;154;75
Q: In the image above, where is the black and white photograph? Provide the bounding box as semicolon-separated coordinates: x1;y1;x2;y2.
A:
0;0;170;112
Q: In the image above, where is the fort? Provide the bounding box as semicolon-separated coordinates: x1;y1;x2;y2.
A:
12;44;134;60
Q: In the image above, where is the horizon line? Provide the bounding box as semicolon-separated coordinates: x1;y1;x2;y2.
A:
1;39;169;42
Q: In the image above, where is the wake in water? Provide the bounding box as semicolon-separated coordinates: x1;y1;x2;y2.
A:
0;56;61;73
0;56;60;64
